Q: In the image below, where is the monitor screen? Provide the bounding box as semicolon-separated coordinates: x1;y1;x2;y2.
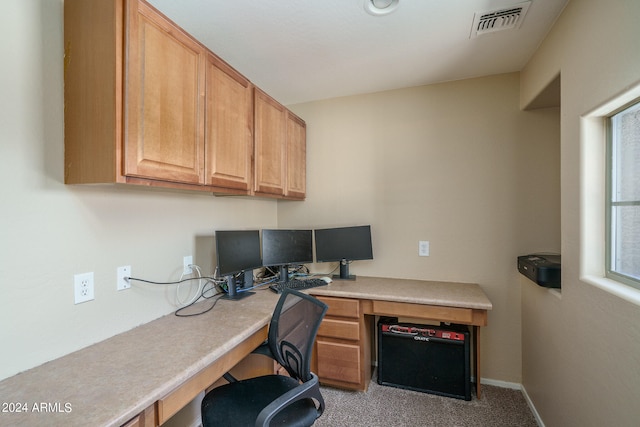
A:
215;230;262;277
314;225;373;264
262;229;313;267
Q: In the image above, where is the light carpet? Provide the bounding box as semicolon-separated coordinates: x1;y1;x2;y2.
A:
315;377;538;427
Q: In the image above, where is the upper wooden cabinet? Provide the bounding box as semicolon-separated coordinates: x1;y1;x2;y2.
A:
254;89;307;200
125;0;206;185
64;0;303;198
286;113;307;199
64;0;123;185
254;89;287;197
205;53;254;191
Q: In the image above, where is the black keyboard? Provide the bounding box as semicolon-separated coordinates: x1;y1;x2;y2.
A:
269;278;328;294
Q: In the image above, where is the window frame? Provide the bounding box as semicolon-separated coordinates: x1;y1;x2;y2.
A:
605;100;640;290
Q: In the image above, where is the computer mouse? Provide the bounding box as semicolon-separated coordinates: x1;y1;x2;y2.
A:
320;276;332;284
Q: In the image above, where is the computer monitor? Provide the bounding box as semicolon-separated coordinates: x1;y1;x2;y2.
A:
314;225;373;280
262;229;313;283
215;230;262;300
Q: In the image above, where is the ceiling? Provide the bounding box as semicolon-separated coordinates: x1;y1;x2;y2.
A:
147;0;568;106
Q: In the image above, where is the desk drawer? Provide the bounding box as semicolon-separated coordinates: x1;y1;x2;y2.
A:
317;296;359;318
318;318;360;340
317;340;361;385
372;300;473;324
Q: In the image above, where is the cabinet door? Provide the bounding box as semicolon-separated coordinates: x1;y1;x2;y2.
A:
285;112;306;199
254;88;286;196
205;53;253;191
125;0;205;184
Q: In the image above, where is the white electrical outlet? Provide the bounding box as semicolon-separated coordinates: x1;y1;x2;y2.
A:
183;255;193;275
419;241;430;257
74;272;95;304
117;266;131;291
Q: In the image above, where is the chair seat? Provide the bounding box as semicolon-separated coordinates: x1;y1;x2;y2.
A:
202;375;319;427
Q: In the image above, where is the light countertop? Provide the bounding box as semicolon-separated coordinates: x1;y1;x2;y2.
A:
0;290;280;427
309;276;493;310
0;277;491;426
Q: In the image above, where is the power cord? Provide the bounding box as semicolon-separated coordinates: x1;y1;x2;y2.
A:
126;266;228;316
174;280;225;317
176;264;206;306
126;275;222;286
126;263;336;317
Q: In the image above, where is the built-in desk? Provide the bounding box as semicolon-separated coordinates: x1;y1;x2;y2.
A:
308;277;492;398
0;277;491;426
0;291;280;427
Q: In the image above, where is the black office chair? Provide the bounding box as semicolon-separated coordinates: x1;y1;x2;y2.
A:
201;289;329;427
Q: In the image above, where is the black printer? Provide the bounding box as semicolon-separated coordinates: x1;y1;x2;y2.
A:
517;254;561;288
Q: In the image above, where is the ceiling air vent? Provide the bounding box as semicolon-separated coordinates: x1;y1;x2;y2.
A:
470;1;531;38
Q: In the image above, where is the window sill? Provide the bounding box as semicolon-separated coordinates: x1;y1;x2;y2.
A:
581;275;640;306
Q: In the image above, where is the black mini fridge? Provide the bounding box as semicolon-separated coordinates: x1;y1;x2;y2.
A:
377;318;471;400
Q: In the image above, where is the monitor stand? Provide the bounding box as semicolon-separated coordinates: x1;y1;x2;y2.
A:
332;259;356;280
221;274;254;300
278;265;290;284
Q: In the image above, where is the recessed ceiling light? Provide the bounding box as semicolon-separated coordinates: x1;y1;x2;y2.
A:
364;0;400;16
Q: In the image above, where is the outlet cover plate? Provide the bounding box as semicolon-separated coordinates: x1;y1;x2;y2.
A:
74;272;95;304
419;241;430;257
117;266;131;291
183;255;193;274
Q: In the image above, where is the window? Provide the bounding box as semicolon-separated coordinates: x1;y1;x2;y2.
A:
606;101;640;288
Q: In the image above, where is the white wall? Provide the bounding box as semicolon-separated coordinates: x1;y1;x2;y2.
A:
283;73;561;383
520;0;640;426
0;0;279;381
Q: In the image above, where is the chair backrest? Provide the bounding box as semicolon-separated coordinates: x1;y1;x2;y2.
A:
268;289;328;382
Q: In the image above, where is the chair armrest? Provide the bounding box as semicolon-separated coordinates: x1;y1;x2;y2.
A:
255;373;324;427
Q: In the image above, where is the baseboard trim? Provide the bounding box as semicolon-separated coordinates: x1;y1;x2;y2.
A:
521;384;545;427
478;377;522;390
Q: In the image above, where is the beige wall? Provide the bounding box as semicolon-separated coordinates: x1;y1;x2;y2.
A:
520;0;640;426
283;73;561;384
0;0;279;381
